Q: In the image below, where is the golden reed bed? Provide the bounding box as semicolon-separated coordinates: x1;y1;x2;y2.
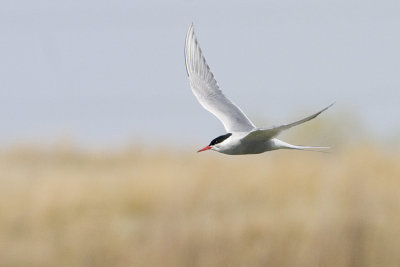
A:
0;144;399;267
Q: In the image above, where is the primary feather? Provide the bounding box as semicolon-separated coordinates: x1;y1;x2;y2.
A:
242;103;335;142
185;23;256;133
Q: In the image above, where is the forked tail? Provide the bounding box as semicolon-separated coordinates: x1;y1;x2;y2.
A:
287;145;331;153
273;139;330;153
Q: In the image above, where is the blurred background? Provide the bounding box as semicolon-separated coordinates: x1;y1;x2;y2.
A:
0;0;399;266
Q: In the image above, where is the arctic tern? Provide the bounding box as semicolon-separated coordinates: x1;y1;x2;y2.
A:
185;23;333;155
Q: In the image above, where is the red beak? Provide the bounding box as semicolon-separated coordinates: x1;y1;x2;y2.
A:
197;145;212;152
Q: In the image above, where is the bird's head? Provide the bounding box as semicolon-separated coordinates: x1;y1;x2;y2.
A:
197;133;232;152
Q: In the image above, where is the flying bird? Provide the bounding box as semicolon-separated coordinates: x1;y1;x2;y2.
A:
185;23;333;155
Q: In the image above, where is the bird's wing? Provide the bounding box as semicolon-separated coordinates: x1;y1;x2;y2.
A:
185;23;256;133
243;103;334;141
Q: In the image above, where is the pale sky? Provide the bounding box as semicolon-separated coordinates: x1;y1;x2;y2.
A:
1;0;399;147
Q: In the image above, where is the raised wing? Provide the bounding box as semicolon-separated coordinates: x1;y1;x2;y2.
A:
243;103;335;141
185;23;256;133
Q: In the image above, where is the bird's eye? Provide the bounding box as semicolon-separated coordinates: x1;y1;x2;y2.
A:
209;133;232;146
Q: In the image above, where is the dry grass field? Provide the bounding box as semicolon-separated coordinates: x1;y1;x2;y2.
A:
0;143;399;267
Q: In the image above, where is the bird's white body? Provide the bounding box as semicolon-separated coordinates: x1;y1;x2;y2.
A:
212;135;277;155
185;23;333;155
